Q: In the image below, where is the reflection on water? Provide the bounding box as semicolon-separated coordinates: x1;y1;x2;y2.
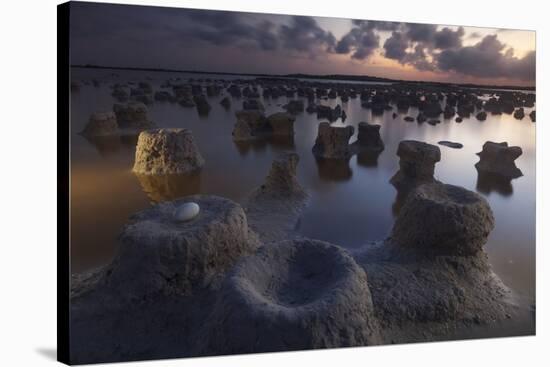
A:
82;135;124;156
83;134;138;157
136;172;202;203
315;157;353;182
357;149;383;167
476;170;514;197
234;135;295;156
70;68;535;337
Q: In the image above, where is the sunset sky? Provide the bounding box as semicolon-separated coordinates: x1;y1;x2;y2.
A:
70;2;536;86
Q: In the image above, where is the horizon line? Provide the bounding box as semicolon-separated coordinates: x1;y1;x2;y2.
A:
70;64;536;91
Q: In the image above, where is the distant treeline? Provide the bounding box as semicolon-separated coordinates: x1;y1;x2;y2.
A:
71;64;535;92
284;73;394;83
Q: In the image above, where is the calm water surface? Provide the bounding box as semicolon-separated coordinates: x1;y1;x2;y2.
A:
70;67;535;335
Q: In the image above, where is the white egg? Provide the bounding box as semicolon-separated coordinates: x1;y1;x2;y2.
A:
173;202;200;222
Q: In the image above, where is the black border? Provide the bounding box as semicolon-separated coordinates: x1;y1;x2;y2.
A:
57;1;71;365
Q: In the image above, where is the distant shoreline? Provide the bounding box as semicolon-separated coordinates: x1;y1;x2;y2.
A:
71;64;536;92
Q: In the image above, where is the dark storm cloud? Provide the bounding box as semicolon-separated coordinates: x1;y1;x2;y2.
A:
383;31;409;60
406;23;437;42
382;25;534;81
180;9;279;51
256;21;280;50
403;24;464;49
335;27;379;59
70;2;534;82
279;16;336;54
334;19;401;60
335;33;354;54
352;31;379;59
181;10;336;54
70;2;151;39
406;44;436;71
72;2;337;58
183;11;335;55
383;24;464;64
436;35;535;80
434;27;464;49
70;3;279;51
383;33;435;71
179;12;336;55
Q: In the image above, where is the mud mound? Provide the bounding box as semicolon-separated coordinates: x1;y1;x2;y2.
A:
255;152;304;196
312;122;355;159
352;122;384;152
132;128;205;175
392;183;495;256
81;112;118;137
350;181;512;342
232;110;270;141
475;141;523;179
390;140;441;190
69;195;260;363
202;239;380;354
113;101;155;130
267;112;295;136
353;241;514;344
95;195;256;298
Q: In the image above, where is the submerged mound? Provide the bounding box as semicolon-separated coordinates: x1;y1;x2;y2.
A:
233;111;296;141
193;95;211;115
391;183;495;256
267;112;295;136
284;100;305;114
242;99;264;111
202;239;380;354
390;140;441;190
312;122;355;159
219;96;231;109
232;110;270;141
316;104;342;121
113;102;155;130
315;157;353;181
476;171;514;197
81;112;118;137
256;152;304;197
132;128;205;175
352;122;384;152
245;152;308;243
475;141;523;179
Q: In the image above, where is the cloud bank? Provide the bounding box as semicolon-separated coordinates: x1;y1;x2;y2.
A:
70;2;535;84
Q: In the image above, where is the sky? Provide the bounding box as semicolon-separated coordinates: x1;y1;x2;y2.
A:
69;2;536;86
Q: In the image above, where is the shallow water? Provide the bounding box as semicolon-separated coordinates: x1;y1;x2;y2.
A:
70;67;535;336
